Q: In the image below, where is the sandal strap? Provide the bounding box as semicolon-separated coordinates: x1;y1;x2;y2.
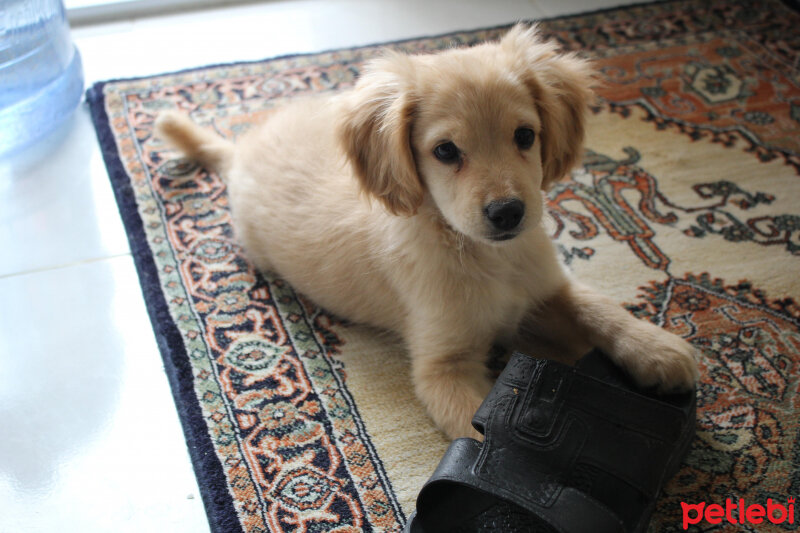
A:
472;351;693;497
475;350;688;441
415;438;625;533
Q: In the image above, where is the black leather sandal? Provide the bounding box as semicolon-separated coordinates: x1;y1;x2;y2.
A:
404;349;696;533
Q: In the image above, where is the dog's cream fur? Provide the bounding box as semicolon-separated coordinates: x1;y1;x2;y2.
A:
156;25;698;439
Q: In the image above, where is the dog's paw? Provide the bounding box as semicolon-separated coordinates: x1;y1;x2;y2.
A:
612;322;699;394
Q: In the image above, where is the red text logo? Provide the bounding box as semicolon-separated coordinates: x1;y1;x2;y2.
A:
681;498;795;530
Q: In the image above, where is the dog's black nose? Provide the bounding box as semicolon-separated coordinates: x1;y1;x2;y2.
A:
484;198;525;232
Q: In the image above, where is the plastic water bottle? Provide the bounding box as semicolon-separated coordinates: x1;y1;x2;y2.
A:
0;0;84;157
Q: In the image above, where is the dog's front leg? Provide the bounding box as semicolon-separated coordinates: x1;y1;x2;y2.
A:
406;326;494;440
527;280;699;392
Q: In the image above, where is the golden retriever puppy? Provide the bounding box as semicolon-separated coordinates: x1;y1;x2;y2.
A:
156;24;698;439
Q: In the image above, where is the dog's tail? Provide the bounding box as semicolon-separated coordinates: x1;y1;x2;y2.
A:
154;111;234;177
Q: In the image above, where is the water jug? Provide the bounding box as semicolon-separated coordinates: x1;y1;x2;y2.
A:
0;0;84;157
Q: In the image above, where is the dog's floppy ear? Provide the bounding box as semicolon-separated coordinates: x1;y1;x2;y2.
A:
337;52;423;216
502;24;595;190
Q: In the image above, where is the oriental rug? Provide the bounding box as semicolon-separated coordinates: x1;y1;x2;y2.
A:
87;1;800;531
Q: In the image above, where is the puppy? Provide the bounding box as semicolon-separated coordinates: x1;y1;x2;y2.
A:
156;24;698;439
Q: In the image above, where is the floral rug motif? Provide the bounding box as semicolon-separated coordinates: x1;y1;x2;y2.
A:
88;1;800;531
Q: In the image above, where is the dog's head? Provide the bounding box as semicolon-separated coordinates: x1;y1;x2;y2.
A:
337;24;594;244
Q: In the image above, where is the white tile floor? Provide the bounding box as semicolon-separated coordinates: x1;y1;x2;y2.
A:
0;1;646;531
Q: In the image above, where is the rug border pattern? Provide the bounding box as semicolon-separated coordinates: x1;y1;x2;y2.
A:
87;82;246;533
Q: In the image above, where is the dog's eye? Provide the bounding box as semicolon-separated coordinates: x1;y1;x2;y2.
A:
514;127;536;150
433;142;460;164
